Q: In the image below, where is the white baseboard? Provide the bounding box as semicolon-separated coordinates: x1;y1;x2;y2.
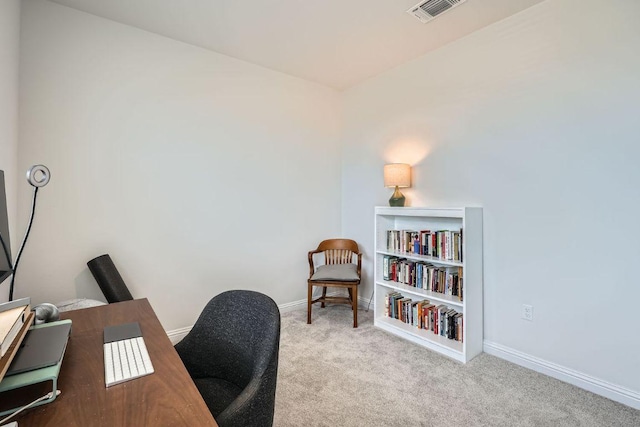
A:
166;325;192;345
277;297;307;313
285;290;370;311
484;340;640;410
166;293;371;345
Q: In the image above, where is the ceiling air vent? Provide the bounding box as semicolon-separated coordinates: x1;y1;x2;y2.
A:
407;0;467;24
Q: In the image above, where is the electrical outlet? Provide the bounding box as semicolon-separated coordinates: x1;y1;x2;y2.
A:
522;304;533;321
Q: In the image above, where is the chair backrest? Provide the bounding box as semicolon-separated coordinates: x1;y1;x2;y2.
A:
316;239;360;265
175;290;280;427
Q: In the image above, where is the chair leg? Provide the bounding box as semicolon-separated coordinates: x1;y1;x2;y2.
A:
348;288;353;310
307;282;313;324
321;286;327;308
352;285;358;328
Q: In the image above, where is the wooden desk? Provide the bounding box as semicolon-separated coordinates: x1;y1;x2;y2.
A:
12;299;217;426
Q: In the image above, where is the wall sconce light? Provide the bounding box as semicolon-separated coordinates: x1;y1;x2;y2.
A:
383;163;411;207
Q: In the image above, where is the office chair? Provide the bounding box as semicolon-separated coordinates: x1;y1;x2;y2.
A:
307;238;362;327
175;290;281;427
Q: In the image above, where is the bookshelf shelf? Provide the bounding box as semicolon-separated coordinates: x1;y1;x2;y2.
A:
376;250;463;267
374;206;483;363
376;280;464;308
376;316;463;355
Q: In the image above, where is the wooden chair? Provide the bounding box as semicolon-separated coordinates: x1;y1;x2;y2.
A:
307;239;362;328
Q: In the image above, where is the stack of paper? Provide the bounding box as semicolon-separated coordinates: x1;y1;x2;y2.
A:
0;297;33;382
0;299;31;358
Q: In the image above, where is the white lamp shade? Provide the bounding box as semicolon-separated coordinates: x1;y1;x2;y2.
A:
384;163;411;188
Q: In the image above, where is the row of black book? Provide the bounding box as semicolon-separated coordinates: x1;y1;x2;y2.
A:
385;292;463;342
386;229;462;262
382;256;463;301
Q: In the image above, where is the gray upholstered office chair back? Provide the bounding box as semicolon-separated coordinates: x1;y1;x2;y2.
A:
175;290;280;427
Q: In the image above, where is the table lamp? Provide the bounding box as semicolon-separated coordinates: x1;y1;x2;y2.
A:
384;163;411;207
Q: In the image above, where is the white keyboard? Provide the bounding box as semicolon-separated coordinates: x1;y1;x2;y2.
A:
103;323;154;387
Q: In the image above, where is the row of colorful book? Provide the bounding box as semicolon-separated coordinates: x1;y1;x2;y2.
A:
385;229;463;262
382;256;463;300
384;292;463;342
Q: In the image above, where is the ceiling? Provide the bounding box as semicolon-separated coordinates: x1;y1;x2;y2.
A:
48;0;546;90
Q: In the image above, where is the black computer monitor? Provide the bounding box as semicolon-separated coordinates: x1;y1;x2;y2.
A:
0;170;12;285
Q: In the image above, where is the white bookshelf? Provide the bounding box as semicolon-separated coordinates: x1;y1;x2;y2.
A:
374;207;483;363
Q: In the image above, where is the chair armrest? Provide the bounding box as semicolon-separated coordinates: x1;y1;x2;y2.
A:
308;250;322;278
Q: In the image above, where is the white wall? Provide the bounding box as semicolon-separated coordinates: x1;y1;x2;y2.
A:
343;0;640;402
15;0;640;408
0;0;21;302
18;0;342;330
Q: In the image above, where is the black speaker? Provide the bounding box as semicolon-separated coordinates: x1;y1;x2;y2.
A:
87;254;134;303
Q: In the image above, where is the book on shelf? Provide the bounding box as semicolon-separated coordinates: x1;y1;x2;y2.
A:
417;300;431;329
398;297;411;323
420;230;430;256
454;313;463;342
427;305;435;332
383;291;463;342
413;301;422;328
445;308;457;339
453;233;460;262
385;228;463;261
421;304;429;329
384;292;395;317
411;232;420;255
383;256;389;281
433;305;443;335
445;232;450;260
405;231;414;254
385;292;403;319
384;259;464;301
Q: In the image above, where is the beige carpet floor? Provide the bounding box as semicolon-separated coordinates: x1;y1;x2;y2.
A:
273;305;640;427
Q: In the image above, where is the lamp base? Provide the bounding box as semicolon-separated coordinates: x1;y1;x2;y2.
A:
388;186;406;207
